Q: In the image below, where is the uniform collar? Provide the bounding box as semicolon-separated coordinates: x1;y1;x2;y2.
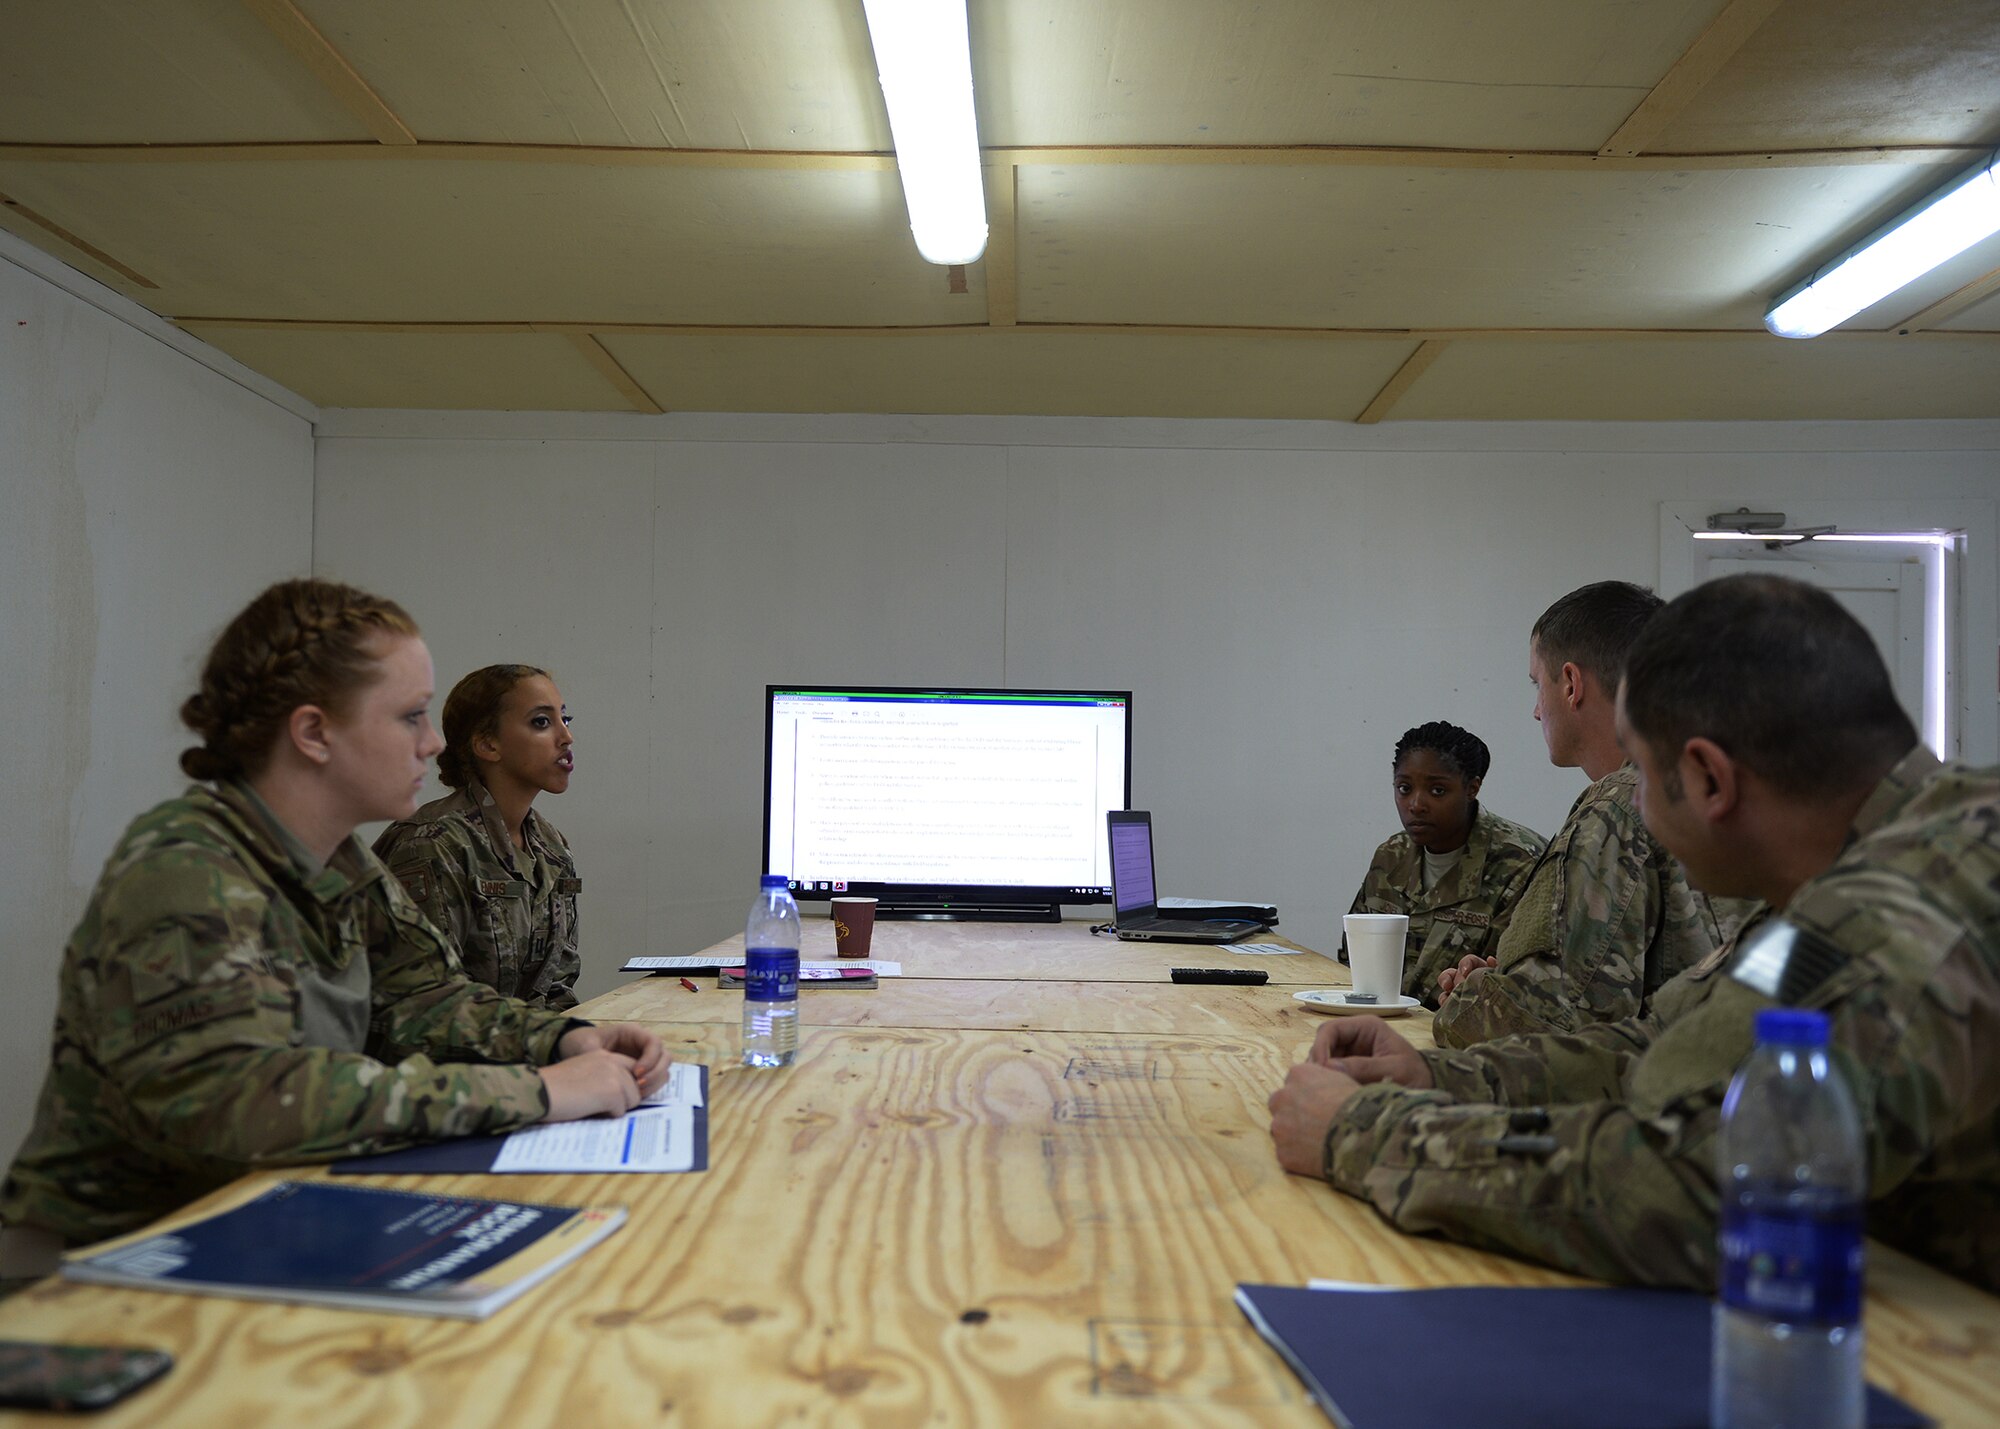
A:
465;776;546;874
1848;745;1943;843
213;779;383;903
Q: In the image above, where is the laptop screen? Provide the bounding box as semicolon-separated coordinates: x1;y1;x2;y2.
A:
1108;815;1157;915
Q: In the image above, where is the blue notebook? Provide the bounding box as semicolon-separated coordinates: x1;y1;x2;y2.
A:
61;1180;624;1319
1235;1283;1931;1429
330;1063;709;1174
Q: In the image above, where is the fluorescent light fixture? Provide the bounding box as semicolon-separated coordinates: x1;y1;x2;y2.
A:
1766;150;2000;338
863;0;988;265
1691;529;1956;547
1815;532;1957;548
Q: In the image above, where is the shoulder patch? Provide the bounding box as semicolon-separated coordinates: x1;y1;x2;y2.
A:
392;866;434;906
1729;918;1850;1003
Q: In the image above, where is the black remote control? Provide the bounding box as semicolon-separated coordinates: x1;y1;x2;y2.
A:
1170;968;1268;985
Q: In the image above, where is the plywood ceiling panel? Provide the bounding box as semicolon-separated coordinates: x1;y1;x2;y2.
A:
976;0;1723;149
0;158;981;325
1397;336;2000;420
1937;290;2000;332
303;0;890;150
600;330;1415;419
3;0;1996;419
0;0;367;144
1013;161;1955;331
1649;0;2000;152
187;327;637;411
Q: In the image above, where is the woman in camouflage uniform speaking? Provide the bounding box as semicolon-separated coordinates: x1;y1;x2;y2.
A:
374;664;584;1010
0;580;666;1261
1344;722;1546;1007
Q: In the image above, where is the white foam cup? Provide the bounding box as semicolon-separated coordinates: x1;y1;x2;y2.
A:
1343;913;1410;1000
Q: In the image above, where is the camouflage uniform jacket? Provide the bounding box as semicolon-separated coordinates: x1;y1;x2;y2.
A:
0;782;575;1246
1323;748;2000;1293
373;781;582;1011
1345;805;1547;1007
1432;764;1727;1047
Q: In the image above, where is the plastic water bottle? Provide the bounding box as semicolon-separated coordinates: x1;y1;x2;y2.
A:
1712;1007;1866;1429
741;874;800;1068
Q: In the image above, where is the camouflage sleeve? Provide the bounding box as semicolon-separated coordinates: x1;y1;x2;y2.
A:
374;823;472;963
1767;869;2000;1204
1327;864;1996;1290
539;925;581;1013
1476;837;1545;962
535;842;582;1012
364;873;579;1067
1433;800;1659;1045
91;902;551;1167
1421;1015;1659;1106
1322;1079;1718;1288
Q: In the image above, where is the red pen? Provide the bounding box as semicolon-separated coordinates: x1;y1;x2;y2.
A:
679;977;699;993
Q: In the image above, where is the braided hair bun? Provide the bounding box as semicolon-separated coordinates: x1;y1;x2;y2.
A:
179;579;419;782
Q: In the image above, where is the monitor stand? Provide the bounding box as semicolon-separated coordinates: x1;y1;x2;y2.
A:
876;900;1062;923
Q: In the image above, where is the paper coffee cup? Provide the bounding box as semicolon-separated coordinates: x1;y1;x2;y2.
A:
832;897;878;958
1343;913;1409;999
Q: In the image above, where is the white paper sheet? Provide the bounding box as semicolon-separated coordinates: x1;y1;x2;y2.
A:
482;1056;704;1168
643;1061;706;1108
621;955;902;976
490;1106;694;1173
488;1062;706;1173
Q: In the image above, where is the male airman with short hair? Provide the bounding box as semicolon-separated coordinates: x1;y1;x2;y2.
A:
1431;579;1735;1047
1270;575;2000;1293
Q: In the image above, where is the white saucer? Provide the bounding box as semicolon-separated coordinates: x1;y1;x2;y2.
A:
1294;990;1420;1017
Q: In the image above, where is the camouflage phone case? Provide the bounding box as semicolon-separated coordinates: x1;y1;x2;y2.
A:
0;1341;173;1411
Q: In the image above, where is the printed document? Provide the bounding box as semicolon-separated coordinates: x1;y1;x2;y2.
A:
491;1063;705;1174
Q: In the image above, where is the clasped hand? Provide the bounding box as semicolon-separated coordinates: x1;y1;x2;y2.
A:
1267;1016;1433;1176
540;1023;673;1121
1435;952;1497;997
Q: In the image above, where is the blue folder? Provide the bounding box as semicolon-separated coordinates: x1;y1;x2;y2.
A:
331;1065;709;1174
1235;1283;1930;1429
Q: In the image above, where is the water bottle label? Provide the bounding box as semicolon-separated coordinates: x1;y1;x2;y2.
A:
1720;1203;1864;1325
744;946;798;1003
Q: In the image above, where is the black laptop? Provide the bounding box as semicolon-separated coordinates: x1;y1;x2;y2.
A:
1106;811;1264;943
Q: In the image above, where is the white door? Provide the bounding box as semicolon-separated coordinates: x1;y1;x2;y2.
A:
1661;499;1999;763
1691;551;1928;737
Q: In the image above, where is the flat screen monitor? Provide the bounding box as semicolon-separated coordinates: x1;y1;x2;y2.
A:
763;686;1133;921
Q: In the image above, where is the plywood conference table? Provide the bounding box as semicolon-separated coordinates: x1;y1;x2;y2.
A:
3;919;1997;1427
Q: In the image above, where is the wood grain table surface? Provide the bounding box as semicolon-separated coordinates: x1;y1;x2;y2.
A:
629;916;1346;985
0;924;1993;1428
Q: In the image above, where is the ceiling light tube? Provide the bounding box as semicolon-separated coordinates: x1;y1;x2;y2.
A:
1766;149;2000;338
863;0;988;266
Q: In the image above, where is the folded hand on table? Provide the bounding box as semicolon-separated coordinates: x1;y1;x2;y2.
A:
1308;1016;1434;1090
1269;1016;1436;1177
543;1023;674;1119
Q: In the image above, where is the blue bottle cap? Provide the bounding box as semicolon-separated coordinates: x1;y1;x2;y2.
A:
761;874;789;889
1754;1007;1830;1047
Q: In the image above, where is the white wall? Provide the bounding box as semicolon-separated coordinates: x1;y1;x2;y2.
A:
314;412;2000;1004
0;244;315;1163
